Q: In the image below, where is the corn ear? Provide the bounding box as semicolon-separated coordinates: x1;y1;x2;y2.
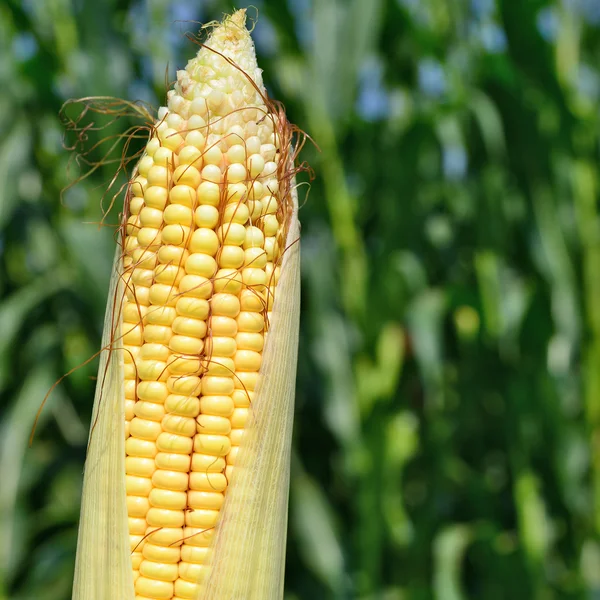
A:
72;10;301;600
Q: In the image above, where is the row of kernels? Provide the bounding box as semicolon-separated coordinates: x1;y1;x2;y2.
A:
149;411;196;536
126;141;180;597
222;115;276;146
128;234;200;587
217;224;266;469
124;177;156;540
226;279;263;474
122;161;148;439
190;263;233;518
144;298;200;572
125;435;157;525
127;178;147;267
126;430;153;549
123;301;145;438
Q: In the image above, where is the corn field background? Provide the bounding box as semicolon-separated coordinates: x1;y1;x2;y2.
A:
2;0;600;598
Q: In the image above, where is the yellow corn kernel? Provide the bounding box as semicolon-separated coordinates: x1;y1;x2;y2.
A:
164;394;200;417
152;469;189;491
146;507;185;528
144;526;184;547
174;578;200;599
126;437;158;458
180;544;211;564
139;560;179;582
127;495;150;518
155;452;191;473
143;543;181;564
137;381;168;403
193;434;231;457
156;432;194;454
196;414;231;435
166;375;202;396
135;576;173;599
199;395;234;416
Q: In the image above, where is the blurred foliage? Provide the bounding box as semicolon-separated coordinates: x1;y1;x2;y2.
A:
2;0;600;599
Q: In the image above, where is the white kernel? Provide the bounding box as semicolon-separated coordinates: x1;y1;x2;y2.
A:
178;146;202;167
247;154;265;178
197;181;221;206
226;163;247;183
223;203;249;225
263;214;280;237
265;178;279;195
243;107;258;122
261;161;277;178
248;181;264;200
247;199;262;220
227;183;246;203
246;136;261;155
167;112;184;130
201;164;222;183
262;195;278;215
243;226;264;249
207;89;225;111
226;125;245;147
146;137;160;156
246;122;258;137
185;130;205;149
137;156;154;177
261;144;276;161
190;98;208;118
227;145;246;164
153;147;176;168
203;144;222;166
194;205;219;229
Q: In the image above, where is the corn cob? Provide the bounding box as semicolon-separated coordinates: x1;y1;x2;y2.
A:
72;10;301;600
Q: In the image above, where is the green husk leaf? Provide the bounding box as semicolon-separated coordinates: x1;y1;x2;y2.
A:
72;246;133;600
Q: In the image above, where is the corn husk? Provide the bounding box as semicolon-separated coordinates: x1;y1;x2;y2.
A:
72;245;132;599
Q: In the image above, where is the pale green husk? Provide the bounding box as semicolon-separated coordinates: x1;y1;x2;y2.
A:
71;245;132;600
72;188;300;600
